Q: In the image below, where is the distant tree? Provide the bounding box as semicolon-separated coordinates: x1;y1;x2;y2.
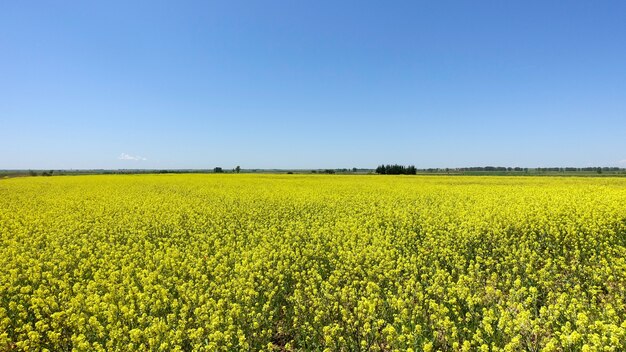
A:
213;167;224;173
235;166;241;173
352;167;357;172
323;169;335;174
376;164;416;175
29;170;37;177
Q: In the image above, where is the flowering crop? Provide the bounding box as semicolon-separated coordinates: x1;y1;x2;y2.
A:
1;174;625;351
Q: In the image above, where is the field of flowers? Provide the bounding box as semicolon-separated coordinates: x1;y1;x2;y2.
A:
1;174;625;351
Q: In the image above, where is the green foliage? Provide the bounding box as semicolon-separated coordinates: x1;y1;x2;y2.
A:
376;164;417;175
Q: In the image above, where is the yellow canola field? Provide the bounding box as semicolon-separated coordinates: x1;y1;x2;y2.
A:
1;174;626;351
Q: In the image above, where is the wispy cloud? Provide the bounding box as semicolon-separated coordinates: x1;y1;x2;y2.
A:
118;153;147;161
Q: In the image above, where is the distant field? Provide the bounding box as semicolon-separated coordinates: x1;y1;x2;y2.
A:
1;175;625;351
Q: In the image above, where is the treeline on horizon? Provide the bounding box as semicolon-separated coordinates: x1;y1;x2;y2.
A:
375;165;625;175
419;166;622;173
375;164;417;175
3;166;626;178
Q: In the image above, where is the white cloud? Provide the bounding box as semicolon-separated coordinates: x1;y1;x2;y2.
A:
118;153;147;161
619;159;626;164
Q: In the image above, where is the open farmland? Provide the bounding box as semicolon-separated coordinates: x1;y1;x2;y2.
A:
1;175;625;351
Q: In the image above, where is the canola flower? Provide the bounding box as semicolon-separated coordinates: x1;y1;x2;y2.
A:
1;174;625;351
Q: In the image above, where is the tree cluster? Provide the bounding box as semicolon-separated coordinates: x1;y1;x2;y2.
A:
375;164;417;175
537;167;619;173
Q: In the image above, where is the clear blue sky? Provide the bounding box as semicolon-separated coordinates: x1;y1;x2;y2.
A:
2;1;626;169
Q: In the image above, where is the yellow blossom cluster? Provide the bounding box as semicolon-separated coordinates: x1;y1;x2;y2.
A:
1;174;625;351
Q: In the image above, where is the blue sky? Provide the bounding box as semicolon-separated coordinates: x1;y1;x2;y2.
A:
2;1;626;169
